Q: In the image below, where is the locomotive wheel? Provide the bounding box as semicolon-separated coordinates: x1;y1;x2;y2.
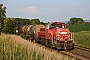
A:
34;34;38;43
45;40;49;46
49;42;52;47
28;35;32;41
69;43;74;50
28;36;32;41
72;43;74;49
64;41;68;51
29;34;34;41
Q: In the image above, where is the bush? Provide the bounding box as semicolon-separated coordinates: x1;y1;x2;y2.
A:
20;33;28;40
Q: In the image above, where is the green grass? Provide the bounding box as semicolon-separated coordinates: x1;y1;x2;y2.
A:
67;24;90;32
73;31;90;48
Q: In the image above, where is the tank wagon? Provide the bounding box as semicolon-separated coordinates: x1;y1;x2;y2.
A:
16;25;45;41
16;22;74;50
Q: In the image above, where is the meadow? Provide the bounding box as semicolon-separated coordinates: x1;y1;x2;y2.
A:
0;34;75;60
67;24;90;48
73;32;90;48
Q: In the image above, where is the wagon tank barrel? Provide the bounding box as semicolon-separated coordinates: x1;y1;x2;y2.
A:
19;24;45;41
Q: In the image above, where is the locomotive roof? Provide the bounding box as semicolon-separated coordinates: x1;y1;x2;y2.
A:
52;22;65;24
46;22;65;29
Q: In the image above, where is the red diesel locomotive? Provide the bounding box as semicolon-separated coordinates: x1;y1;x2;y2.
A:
37;22;74;50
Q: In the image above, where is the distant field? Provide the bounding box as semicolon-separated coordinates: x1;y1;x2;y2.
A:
67;24;90;32
73;32;90;48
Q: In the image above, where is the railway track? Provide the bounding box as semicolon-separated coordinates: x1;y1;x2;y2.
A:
74;45;90;52
60;45;90;60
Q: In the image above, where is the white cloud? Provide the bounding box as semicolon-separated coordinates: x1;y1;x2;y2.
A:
20;7;39;13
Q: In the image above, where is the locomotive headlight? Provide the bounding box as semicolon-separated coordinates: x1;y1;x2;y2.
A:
58;38;59;40
65;37;68;39
69;38;70;39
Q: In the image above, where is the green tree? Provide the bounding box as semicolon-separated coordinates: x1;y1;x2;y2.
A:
0;4;6;29
34;18;40;24
3;18;16;34
69;17;85;25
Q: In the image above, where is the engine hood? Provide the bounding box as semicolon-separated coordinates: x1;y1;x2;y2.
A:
51;28;69;34
50;28;70;41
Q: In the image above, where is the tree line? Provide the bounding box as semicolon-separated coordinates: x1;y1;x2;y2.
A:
1;17;48;34
3;17;47;34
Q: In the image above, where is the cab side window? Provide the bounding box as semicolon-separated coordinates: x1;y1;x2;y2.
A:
49;24;55;29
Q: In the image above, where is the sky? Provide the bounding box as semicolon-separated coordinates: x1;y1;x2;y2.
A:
0;0;90;22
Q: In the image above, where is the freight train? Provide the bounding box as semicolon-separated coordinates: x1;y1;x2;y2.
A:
16;22;74;50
